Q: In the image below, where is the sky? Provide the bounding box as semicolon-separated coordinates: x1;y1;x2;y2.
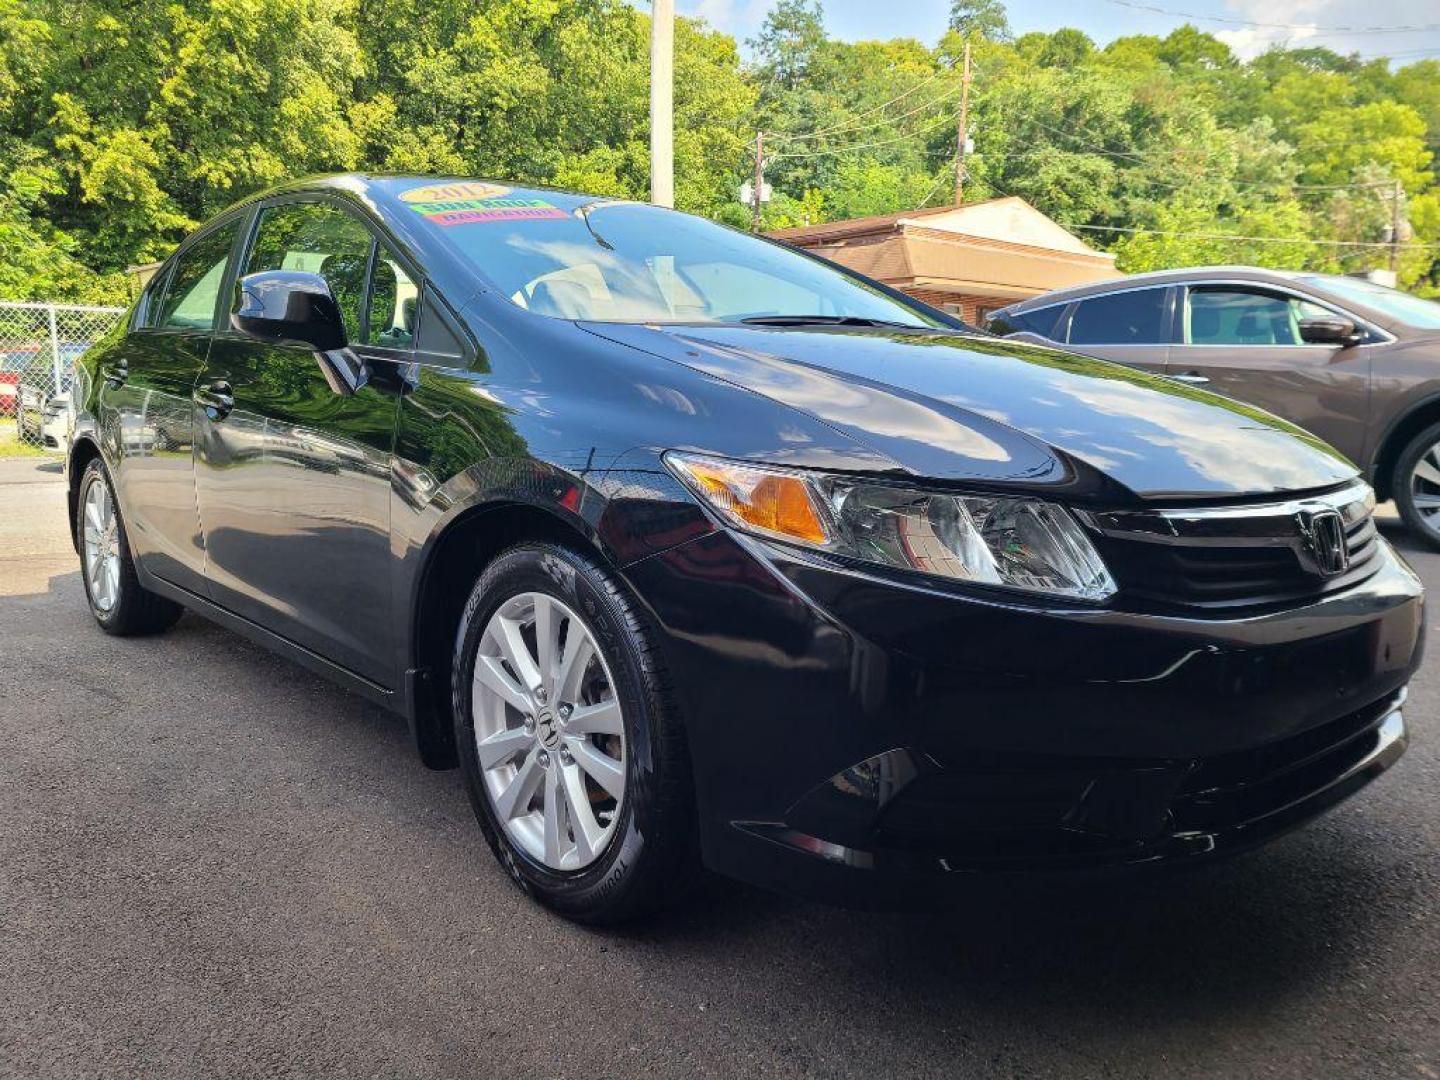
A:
676;0;1440;63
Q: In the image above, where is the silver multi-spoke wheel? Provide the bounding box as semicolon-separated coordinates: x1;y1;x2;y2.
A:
1410;441;1440;535
472;591;626;872
81;477;121;613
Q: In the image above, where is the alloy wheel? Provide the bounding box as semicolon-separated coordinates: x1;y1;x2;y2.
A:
1409;440;1440;538
81;477;121;613
471;592;627;871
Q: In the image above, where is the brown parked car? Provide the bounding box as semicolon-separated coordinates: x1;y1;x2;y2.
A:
985;266;1440;547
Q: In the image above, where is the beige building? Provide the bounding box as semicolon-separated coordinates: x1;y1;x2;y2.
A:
767;196;1120;324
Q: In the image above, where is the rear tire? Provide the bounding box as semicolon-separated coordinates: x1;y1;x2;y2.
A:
452;541;699;924
1393;422;1440;551
75;457;183;636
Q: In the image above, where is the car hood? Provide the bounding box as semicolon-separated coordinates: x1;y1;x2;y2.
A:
582;322;1359;501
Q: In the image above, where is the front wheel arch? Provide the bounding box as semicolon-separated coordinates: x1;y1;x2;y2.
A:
408;501;611;770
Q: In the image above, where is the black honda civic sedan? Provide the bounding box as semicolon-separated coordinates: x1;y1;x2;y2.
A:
68;175;1422;922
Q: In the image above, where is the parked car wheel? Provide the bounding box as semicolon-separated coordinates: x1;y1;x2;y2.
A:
1393;422;1440;550
452;542;698;924
76;458;184;635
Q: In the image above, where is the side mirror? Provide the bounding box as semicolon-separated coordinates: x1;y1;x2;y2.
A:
1298;316;1361;347
231;270;367;394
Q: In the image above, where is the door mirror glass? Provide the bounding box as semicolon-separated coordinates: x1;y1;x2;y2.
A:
231;270;349;353
1298;316;1359;345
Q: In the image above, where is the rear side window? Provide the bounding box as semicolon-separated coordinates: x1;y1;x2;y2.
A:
154;221;240;330
244;202;375;342
1067;288;1168;346
987;305;1063;338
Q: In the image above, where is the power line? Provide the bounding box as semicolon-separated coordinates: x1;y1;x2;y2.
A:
769;110;962;160
1068;223;1440;248
768;56;961;144
769;80;967;148
1101;0;1440;34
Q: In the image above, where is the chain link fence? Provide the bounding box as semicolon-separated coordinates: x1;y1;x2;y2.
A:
1;301;126;454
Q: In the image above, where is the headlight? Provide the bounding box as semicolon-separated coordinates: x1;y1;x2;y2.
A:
666;452;1116;602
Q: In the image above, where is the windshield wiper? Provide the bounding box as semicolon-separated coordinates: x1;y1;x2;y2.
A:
738;314;922;329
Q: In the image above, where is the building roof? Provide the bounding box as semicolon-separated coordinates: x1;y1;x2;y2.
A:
769;197;1117;302
767;197;1111;260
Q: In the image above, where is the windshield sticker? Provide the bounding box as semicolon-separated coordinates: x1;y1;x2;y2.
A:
400;181;568;226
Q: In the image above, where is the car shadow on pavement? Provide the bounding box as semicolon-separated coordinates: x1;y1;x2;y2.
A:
6;560;1431;1074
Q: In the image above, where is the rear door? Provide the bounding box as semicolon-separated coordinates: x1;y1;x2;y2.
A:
1053;286;1174;376
194;197;409;685
100;217;242;593
1171;284;1373;464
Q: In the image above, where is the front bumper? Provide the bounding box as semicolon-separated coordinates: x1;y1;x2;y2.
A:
623;528;1424;908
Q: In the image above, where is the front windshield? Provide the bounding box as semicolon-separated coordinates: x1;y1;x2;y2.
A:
1299;274;1440;330
422;199;938;328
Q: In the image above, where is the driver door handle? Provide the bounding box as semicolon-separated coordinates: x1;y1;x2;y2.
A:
103;362;128;388
1171;371;1210;385
195;378;234;421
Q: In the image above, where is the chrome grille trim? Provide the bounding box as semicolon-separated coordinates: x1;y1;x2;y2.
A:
1075;482;1375;549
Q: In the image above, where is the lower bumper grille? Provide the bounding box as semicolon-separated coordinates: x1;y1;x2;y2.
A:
787;690;1408;868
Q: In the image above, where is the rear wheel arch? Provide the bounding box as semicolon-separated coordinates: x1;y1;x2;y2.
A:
407;500;614;770
66;436;104;553
1373;394;1440;502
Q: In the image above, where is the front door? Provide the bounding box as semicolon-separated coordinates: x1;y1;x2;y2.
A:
194;199;405;685
1171;285;1373;465
100;218;241;593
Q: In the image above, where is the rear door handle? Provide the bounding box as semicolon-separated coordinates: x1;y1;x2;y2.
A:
195;378;234;421
1171;371;1210;384
103;363;128;388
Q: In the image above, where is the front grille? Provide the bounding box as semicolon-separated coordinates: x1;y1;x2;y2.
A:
1081;483;1380;612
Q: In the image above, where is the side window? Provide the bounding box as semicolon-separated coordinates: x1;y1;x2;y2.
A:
413;284;471;367
135;265;172;329
243;202;374;342
365;245;419;348
1187;289;1300;346
154;221;240;331
988;304;1063;338
1066;289;1168;346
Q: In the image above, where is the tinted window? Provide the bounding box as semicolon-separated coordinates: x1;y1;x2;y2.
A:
1067;289;1168;346
244;202;374;342
366;245;419;348
414;285;470;365
1187;289;1311;346
155;222;239;330
987;304;1063;338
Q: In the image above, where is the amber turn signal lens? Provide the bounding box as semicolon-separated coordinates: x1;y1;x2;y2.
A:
670;456;830;545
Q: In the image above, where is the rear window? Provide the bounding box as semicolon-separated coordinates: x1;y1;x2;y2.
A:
1067;288;1168;346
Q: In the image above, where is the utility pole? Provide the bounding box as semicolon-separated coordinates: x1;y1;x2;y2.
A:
650;0;674;208
1390;178;1403;274
953;39;972;206
752;131;765;233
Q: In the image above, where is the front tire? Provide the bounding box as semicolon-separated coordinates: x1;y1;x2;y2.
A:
75;458;183;635
453;541;698;924
1394;421;1440;551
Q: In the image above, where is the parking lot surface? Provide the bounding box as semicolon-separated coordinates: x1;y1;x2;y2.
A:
1;455;1437;1079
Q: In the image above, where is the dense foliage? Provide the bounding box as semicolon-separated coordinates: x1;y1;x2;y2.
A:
0;0;1435;302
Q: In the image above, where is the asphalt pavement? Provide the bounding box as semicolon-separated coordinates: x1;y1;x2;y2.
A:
1;454;1437;1079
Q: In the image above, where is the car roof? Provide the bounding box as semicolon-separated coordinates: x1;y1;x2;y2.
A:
236;173;624;217
1002;266;1308;313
